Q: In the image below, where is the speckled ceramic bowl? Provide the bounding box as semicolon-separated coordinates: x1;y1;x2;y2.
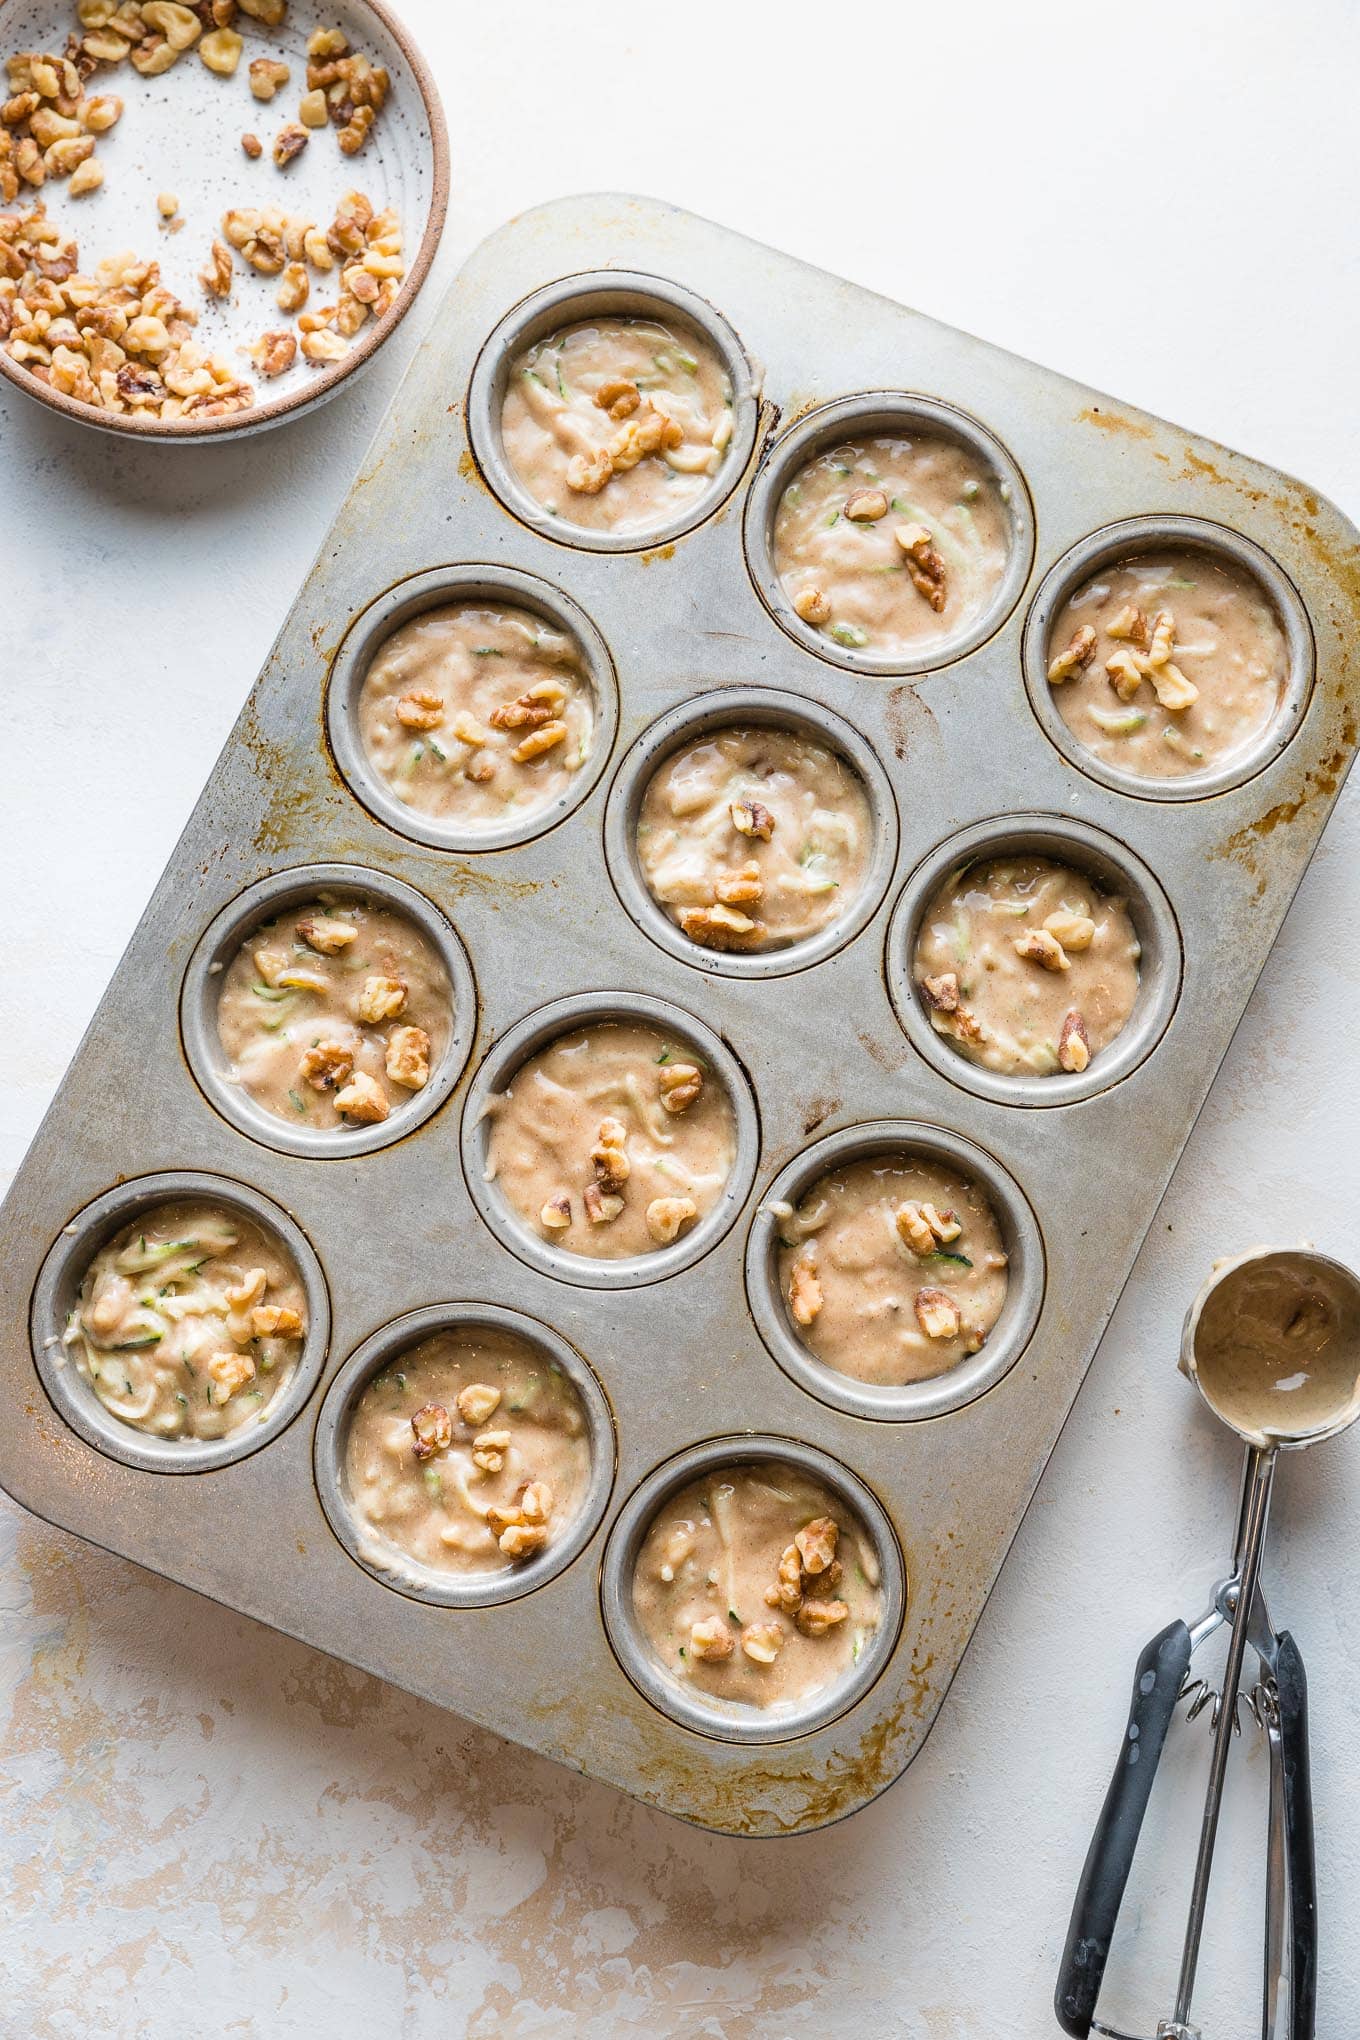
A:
0;0;447;438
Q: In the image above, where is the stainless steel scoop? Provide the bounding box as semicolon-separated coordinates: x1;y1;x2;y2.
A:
1054;1246;1360;2040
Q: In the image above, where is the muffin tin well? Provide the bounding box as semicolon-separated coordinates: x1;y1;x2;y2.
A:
2;194;1357;1837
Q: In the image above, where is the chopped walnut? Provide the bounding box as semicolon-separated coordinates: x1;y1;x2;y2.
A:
540;1192;572;1230
471;1428;512;1474
895;523;948;612
385;1025;430;1092
239;0;287;23
583;1183;624;1226
1105;649;1144;703
689;1616;735;1661
645;1195;698;1246
844;487;888;521
1044;910;1095;952
1147;609;1176;667
609;403;682;469
511;721;567;763
1058;1008;1091;1074
296;913;357;953
275;260;308;313
920;970;960;1013
788;1257;823;1326
795;1598;850;1638
272;122;308;167
730;799;775;840
795;1516;839;1576
793;586;832;625
249;1303;302;1338
915;1286;962;1340
298;1039;353;1092
301;325;346;365
1143;659;1198;712
1047;624;1098;684
765;1543;804;1616
205;1348;256;1403
299;87;328;127
240;130;262;158
1013;927;1069;972
356;974;406;1024
566;445;612;493
520;1480;553;1525
248;56;289;100
198;26;243;74
489;688;559;732
740;1622;784;1665
715;862;763;906
678;903;763;950
657;1061;702;1113
895;1199;960;1257
1106;603;1149;647
333;1071;388;1123
591;1116;630;1193
455;1382;501;1427
499;1520;548;1559
199;238;233;297
248;328;295;377
594;375;639;418
410;1403;451;1460
395;688;443;729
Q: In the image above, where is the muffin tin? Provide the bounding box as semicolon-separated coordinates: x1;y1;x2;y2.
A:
2;193;1358;1836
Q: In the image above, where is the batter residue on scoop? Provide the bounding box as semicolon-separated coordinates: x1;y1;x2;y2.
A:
635;722;873;954
1192;1251;1360;1446
914;855;1140;1078
64;1200;306;1441
483;1020;737;1260
776;1152;1009;1385
632;1460;883;1712
344;1325;593;1580
1046;547;1290;779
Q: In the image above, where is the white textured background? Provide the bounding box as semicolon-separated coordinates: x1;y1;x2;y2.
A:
3;1;1359;2033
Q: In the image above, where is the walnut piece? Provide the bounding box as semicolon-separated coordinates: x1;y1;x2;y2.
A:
540;1192;572;1230
678;903;763;951
689;1616;735;1662
657;1061;702;1113
205;1348;255;1403
740;1622;784;1665
248;328;295;377
920;970;960;1013
1047;624;1097;684
385;1025;430;1092
1044;910;1095;952
715;862;763;906
272;122;308;168
795;1597;850;1638
250;1303;302;1338
594;376;639;418
471;1428;512;1474
410;1403;451;1460
333;1071;388;1123
645;1196;698;1246
298;1039;353;1092
793;586;832;625
1058;1008;1091;1074
1013;927;1069;972
788;1257;823;1326
455;1382;501;1427
730;799;775;840
895;522;948;612
248;56;289;100
583;1183;624;1226
356;973;405;1024
794;1515;839;1575
296;913;356;954
915;1286;961;1340
844;488;888;521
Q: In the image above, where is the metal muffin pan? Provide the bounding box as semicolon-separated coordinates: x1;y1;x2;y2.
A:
1;194;1357;1837
314;1300;616;1609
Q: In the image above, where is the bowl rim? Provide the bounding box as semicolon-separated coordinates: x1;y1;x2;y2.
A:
0;0;450;440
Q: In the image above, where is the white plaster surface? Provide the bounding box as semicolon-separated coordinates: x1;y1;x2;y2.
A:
2;1;1359;2032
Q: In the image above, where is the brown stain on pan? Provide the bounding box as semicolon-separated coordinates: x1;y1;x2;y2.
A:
1211;723;1355;870
640;543;676;566
1077;405;1153;441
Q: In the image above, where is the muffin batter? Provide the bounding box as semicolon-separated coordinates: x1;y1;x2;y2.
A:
1045;548;1290;779
357;601;594;831
216;893;452;1131
501;314;734;536
774;1154;1009;1385
636;724;873;953
914;856;1141;1078
344;1325;592;1580
483;1020;736;1260
773;431;1012;658
1192;1252;1360;1448
632;1461;883;1711
63;1200;306;1442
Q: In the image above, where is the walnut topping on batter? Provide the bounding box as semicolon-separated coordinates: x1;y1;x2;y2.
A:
657;1061;702;1113
914;1286;962;1340
689;1616;735;1661
645;1195;698;1245
297;913;357;954
1047;623;1098;683
1013;927;1070;972
385;1025;430;1091
920;971;960;1013
1058;1007;1091;1073
895;522;948;612
410;1402;451;1460
730;799;775;840
590;1116;630;1194
334;1070;388;1123
788;1257;823;1326
678;903;763;950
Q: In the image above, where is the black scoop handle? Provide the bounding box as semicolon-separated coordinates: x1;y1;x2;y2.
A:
1054;1619;1193;2036
1274;1630;1317;2038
